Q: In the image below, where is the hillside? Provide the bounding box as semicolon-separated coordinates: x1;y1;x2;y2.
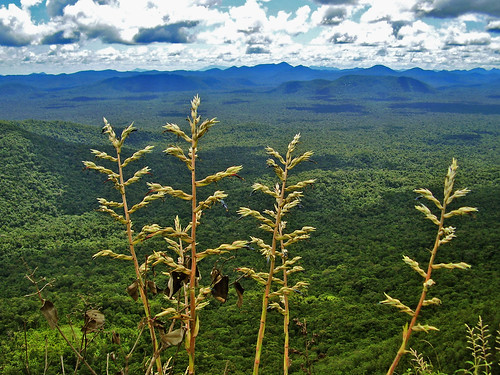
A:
0;63;498;128
273;75;433;98
0;65;499;374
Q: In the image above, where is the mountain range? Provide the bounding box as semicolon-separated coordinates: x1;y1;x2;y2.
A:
1;62;499;96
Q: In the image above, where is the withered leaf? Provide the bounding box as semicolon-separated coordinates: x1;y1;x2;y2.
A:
210;267;221;283
126;280;139;301
166;271;188;298
111;331;121;345
40;299;58;329
186;257;201;279
212;275;229;303
159;327;185;347
235;281;244;308
82;309;105;333
146;280;158;295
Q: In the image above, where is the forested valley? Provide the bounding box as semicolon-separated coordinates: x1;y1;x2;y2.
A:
0;63;499;374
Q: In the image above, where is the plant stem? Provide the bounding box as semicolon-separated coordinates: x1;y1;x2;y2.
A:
116;152;163;375
387;201;447;375
188;139;198;375
56;325;98;375
23;321;31;375
253;168;288;375
280;235;290;375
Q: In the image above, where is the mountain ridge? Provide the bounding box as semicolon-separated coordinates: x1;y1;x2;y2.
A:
2;62;499;93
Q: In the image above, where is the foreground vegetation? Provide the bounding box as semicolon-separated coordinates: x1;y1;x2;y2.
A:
0;87;499;374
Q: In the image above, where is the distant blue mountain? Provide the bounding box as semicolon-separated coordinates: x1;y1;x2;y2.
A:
272;75;434;98
0;62;499;95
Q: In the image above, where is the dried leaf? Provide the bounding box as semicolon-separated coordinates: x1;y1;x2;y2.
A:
211;275;229;303
166;271;188;298
40;299;58;329
155;307;178;319
235;281;244;308
163;123;191;142
112;331;121;345
265;146;285;165
414;188;442;209
82;310;105;333
197;240;248;260
159;327;185;347
126;280;139;301
146;280;158;295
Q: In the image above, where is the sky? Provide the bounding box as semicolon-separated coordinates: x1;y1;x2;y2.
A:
0;0;499;74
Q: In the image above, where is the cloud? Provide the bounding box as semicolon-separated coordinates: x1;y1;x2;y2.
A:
0;22;32;46
21;0;44;8
83;24;127;44
41;29;80;44
229;0;268;35
443;27;491;46
133;22;199;44
397;20;440;51
329;32;357;43
46;0;78;17
1;0;500;74
486;20;500;33
246;45;270;54
312;0;359;4
0;3;40;46
321;7;347;25
361;0;417;23
193;0;221;6
269;6;311;35
414;0;500;18
311;4;357;26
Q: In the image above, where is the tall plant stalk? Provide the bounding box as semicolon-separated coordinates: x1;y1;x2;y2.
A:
143;95;246;374
83;120;163;374
237;134;315;375
280;232;291;374
382;158;478;375
253;168;287;371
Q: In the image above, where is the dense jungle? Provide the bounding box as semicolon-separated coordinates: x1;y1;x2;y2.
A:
0;63;499;374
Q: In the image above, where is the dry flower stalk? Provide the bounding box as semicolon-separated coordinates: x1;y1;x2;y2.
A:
83;119;163;374
458;316;494;375
383;158;477;375
237;134;315;375
145;95;246;374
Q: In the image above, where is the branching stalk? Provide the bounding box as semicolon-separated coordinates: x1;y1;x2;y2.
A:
148;95;244;374
188;134;199;374
116;144;163;375
281;234;291;375
384;159;477;374
83;120;162;374
241;134;314;375
253;167;288;374
387;201;446;374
